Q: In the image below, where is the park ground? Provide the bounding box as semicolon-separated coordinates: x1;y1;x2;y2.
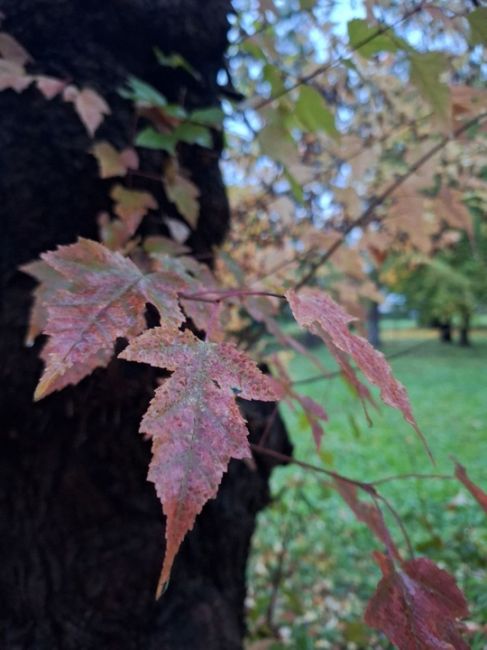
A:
246;321;487;649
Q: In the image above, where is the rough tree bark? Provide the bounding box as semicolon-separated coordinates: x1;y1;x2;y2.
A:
0;2;291;648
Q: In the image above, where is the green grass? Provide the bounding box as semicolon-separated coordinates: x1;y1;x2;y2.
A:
246;335;487;649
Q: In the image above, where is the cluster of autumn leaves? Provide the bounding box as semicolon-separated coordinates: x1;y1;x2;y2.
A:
22;232;487;647
4;5;487;647
224;3;487;329
23;234;426;594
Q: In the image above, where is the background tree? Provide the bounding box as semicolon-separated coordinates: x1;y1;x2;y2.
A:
381;199;487;346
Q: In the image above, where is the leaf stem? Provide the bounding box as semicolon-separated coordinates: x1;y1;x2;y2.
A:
179;288;285;303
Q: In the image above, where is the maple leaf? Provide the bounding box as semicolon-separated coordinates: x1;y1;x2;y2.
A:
450;85;487;123
286;289;432;459
0;32;32;65
0;59;32;92
409;52;450;124
245;295;331;379
163;159;200;228
20;260;70;346
91;142;139;178
97;184;154;250
119;327;280;596
455;462;487;515
433;188;472;240
270;354;327;449
365;552;469;650
295;394;327;449
97;212;131;251
334;479;401;561
33;238;186;400
151;253;223;338
64;86;110;136
111;185;157;235
143;235;190;257
35;76;66;100
467;8;487;47
387;188;439;254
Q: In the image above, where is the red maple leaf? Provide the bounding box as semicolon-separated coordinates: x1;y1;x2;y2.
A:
286;288;432;459
32;238;186;400
119;327;280;596
365;552;469;650
455;462;487;514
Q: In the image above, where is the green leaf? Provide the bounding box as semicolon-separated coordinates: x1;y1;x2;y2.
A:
154;48;201;80
258;122;298;164
409;52;450;122
295;86;339;137
299;0;315;10
467;8;487;46
240;40;266;60
173;123;213;148
284;166;304;203
342;58;358;72
263;62;285;95
136;127;176;154
161;104;188;119
347;19;402;58
189;107;224;127
119;76;167;108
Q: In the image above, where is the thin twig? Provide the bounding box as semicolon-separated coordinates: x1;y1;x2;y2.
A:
258;403;280;447
232;6;303;48
265;505;294;635
372;472;454;486
251;443;376;494
251;443;455;489
377;494;415;559
250;4;423;111
179;288;285;303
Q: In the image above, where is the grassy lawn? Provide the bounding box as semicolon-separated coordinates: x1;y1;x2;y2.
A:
246;334;487;649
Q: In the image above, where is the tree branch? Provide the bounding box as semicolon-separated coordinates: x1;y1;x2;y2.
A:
249;4;423;111
295;111;487;289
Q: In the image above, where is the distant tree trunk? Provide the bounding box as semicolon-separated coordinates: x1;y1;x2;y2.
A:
459;312;471;347
439;320;453;343
366;301;381;349
0;2;291;648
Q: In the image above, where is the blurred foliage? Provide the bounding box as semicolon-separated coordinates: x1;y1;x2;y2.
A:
246;336;487;648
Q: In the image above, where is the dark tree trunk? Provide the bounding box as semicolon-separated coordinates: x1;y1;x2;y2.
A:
439;320;453;343
0;3;291;648
459;313;471;347
366;301;381;349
